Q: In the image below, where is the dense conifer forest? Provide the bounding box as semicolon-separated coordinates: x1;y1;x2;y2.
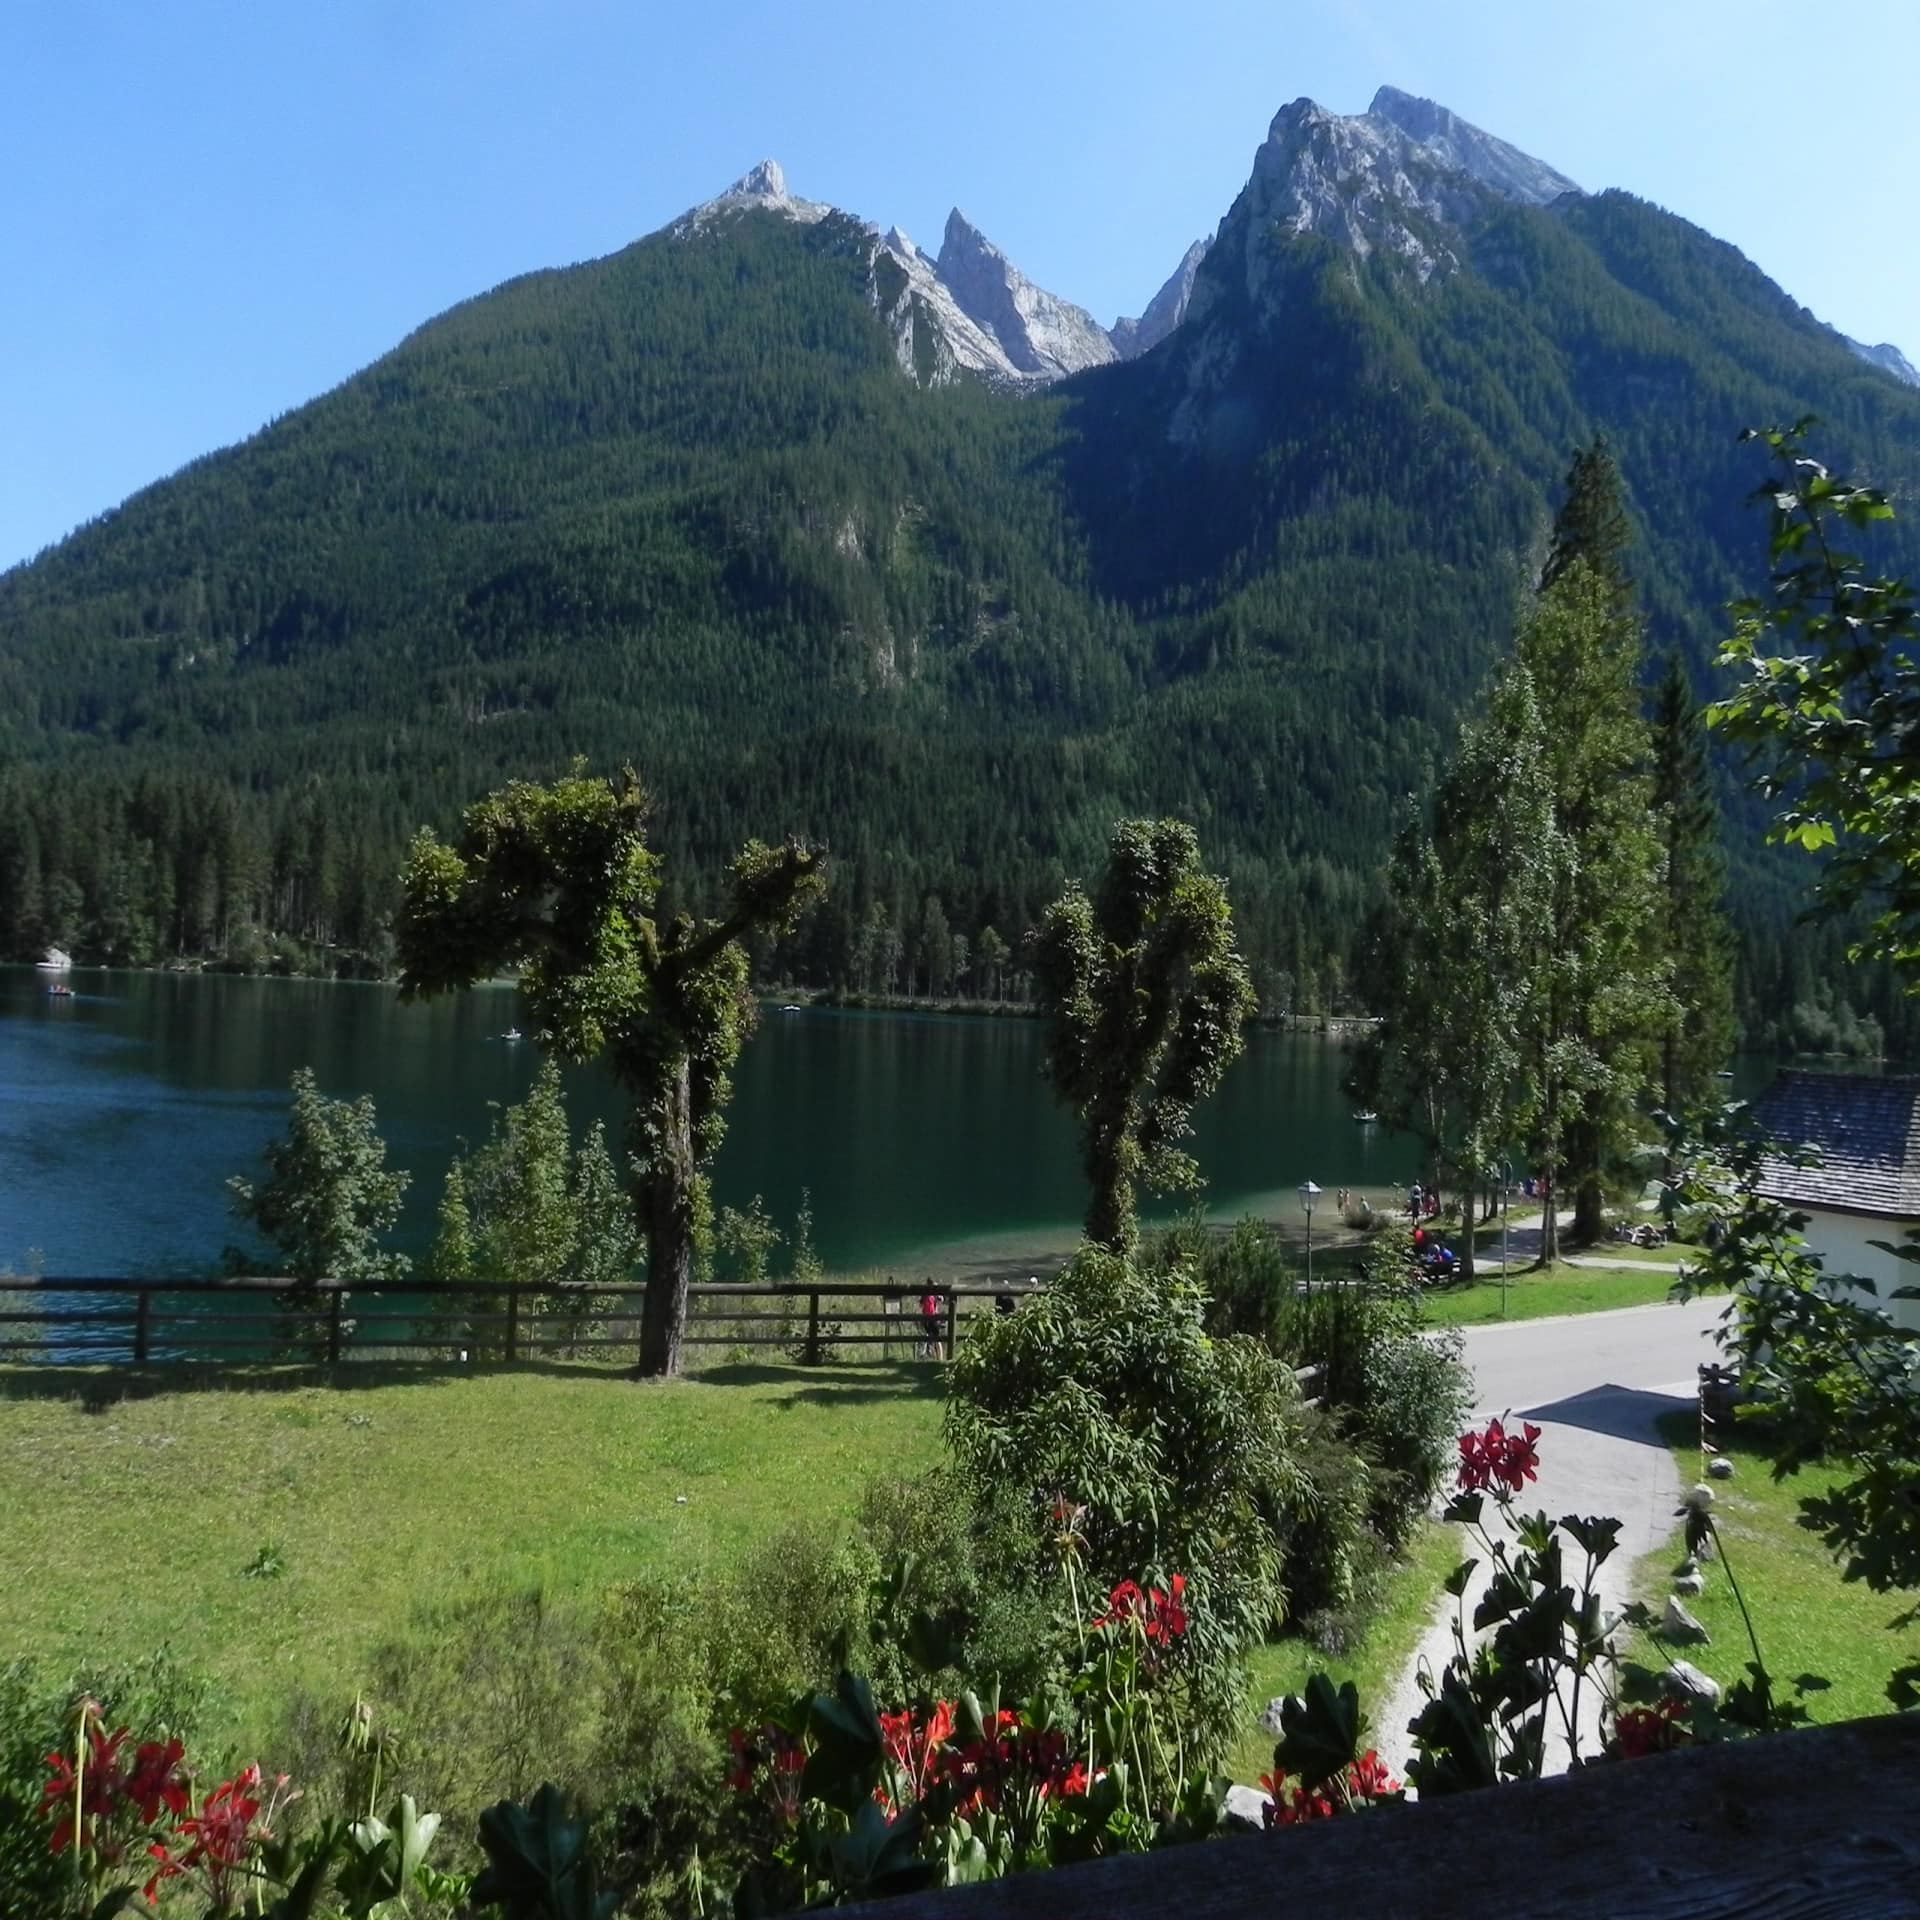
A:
3;190;1918;1049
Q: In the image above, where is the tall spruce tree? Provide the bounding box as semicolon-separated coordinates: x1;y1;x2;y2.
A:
1523;443;1665;1250
1650;652;1736;1114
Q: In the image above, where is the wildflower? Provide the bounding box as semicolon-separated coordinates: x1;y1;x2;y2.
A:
168;1765;286;1908
1346;1750;1399;1800
1057;1761;1090;1796
725;1728;757;1794
1093;1579;1147;1631
41;1724;134;1858
126;1740;189;1826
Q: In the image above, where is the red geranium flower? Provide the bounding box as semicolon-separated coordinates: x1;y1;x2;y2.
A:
1614;1698;1691;1760
1458;1417;1543;1495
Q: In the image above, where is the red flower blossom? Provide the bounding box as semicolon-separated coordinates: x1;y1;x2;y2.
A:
1347;1749;1399;1800
41;1724;144;1859
126;1740;189;1826
1146;1574;1189;1644
1458;1417;1543;1496
1259;1750;1398;1827
725;1727;757;1794
1058;1761;1089;1796
1093;1579;1147;1631
167;1765;288;1906
1614;1698;1691;1760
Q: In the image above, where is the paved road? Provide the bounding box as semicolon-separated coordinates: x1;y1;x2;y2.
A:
1371;1295;1733;1779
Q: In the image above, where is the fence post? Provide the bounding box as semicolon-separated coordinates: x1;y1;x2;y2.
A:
134;1289;151;1366
943;1288;956;1360
506;1284;520;1364
326;1289;343;1365
805;1290;821;1366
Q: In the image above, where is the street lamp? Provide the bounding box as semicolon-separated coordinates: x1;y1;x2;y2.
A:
1298;1180;1322;1291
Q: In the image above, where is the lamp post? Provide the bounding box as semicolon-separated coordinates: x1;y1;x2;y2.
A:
1298;1180;1321;1291
1499;1158;1513;1320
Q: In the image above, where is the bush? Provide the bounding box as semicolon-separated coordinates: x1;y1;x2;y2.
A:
945;1246;1318;1769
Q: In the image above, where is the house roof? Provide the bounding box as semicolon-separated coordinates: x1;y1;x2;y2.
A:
1750;1071;1920;1218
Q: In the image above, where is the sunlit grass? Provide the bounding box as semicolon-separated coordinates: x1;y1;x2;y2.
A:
0;1360;943;1739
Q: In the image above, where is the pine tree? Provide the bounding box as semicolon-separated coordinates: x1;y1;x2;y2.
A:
1650;652;1736;1113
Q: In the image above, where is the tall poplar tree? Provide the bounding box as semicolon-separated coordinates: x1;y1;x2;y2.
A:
1650;652;1736;1114
1354;666;1560;1276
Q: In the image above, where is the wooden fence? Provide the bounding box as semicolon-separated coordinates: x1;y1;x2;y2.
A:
0;1276;1324;1399
0;1275;1053;1370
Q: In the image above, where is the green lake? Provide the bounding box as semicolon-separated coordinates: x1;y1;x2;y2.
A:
1;967;1436;1284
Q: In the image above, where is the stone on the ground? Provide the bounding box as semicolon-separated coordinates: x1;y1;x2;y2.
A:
1662;1660;1722;1705
1224;1783;1272;1828
1674;1571;1706;1597
1258;1697;1288;1735
1709;1455;1735;1480
1662;1596;1709;1643
1676;1556;1698;1577
1685;1482;1716;1511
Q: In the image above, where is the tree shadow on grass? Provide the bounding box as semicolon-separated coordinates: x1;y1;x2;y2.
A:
0;1354;951;1413
691;1359;948;1407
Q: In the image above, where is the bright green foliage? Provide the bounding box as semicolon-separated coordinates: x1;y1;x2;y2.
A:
1354;666;1560;1274
1517;554;1666;1253
1030;819;1256;1254
429;1060;640;1352
1711;422;1920;974
1650;651;1736;1113
226;1066;411;1286
397;766;824;1374
715;1193;783;1287
946;1245;1314;1762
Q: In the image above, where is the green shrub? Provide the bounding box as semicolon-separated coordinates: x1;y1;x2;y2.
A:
945;1245;1317;1768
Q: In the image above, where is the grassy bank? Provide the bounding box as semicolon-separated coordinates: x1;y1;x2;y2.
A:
1226;1518;1462;1782
0;1360;943;1738
1632;1413;1918;1724
1420;1266;1677;1326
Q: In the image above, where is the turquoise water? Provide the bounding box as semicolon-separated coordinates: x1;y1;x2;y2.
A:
0;968;1425;1281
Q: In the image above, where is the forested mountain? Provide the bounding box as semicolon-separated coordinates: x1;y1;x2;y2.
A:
4;88;1918;1044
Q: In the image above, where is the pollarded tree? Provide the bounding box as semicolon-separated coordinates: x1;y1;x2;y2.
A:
1031;818;1256;1255
397;767;824;1375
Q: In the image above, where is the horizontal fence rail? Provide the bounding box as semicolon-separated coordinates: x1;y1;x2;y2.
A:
0;1277;1326;1398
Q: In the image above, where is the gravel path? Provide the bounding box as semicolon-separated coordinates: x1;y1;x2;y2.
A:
1370;1295;1729;1780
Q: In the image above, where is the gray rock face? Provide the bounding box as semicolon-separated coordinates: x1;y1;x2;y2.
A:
869;227;1030;386
1674;1572;1705;1596
1367;86;1582;206
1112;239;1210;358
935;211;1119;379
1224;1782;1272;1828
1258;1696;1289;1735
671;158;834;237
1846;337;1920;386
1662;1596;1710;1643
1708;1455;1735;1480
1662;1659;1722;1705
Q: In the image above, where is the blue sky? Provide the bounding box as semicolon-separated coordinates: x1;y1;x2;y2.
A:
4;0;1915;572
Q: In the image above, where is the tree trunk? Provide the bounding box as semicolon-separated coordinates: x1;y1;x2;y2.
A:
1568;1113;1606;1244
638;1056;696;1377
1538;1077;1561;1267
1458;1167;1477;1282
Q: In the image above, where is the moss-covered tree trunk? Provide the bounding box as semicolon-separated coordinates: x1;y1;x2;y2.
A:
638;1055;696;1378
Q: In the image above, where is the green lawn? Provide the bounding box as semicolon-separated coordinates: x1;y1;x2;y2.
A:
1631;1414;1919;1724
0;1360;943;1735
1226;1518;1463;1783
1420;1265;1677;1326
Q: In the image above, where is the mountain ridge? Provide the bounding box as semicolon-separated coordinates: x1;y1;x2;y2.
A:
3;83;1918;1042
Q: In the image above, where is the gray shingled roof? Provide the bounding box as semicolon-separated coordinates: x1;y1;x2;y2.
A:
1751;1071;1920;1218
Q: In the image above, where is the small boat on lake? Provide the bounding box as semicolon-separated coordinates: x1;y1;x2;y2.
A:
780;1004;803;1014
1353;1109;1379;1124
47;983;74;999
35;947;73;973
501;1027;523;1042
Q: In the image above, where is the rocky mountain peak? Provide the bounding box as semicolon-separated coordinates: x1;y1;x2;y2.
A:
672;157;834;236
1113;238;1211;359
1366;87;1582;205
1848;337;1920;386
936;210;1118;379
